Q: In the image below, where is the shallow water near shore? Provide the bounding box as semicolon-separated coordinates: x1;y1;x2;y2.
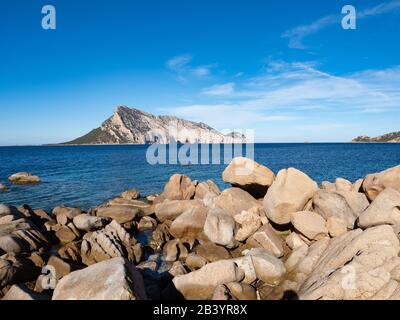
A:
0;143;399;211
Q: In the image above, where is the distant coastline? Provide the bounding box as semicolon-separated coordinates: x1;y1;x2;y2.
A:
1;141;400;148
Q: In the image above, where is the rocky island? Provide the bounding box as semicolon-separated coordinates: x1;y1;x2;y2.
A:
1;158;400;300
353;131;400;143
63;106;246;145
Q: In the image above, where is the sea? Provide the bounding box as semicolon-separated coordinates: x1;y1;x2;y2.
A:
0;143;399;212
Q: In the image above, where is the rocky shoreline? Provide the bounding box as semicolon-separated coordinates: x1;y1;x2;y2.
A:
1;158;400;300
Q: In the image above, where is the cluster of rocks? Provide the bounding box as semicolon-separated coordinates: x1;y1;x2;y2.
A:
1;159;400;300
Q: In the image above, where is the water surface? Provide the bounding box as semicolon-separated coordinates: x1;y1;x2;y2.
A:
0;143;399;211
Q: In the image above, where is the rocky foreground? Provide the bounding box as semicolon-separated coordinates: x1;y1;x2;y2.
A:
1;158;400;300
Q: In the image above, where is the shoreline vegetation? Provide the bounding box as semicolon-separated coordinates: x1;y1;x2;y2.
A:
1;157;400;300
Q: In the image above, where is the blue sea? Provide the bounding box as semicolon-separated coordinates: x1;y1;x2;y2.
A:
0;143;399;212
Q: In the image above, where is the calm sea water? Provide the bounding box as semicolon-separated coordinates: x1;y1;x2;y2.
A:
0;143;399;211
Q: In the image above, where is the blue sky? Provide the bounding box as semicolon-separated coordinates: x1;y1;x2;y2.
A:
0;0;399;145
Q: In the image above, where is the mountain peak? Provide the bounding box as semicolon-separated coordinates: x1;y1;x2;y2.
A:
63;106;246;145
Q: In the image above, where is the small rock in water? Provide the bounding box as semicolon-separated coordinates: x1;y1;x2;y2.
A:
0;183;8;191
8;172;40;185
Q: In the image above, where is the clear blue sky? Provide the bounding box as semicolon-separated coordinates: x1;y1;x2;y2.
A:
0;0;399;145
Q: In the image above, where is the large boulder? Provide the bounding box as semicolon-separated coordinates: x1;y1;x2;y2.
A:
96;205;139;224
57;242;82;263
195;242;232;262
222;157;275;198
120;188;140;200
213;188;261;217
8;172;40;184
47;255;81;280
234;207;263;242
326;216;347;237
0;205;50;254
263;168;318;225
163;239;188;262
137;216;157;232
246;223;284;258
155;199;201;222
0;254;40;288
158;174;196;202
194;180;220;200
358;188;400;228
106;198;154;217
312;190;359;229
225;282;257;300
285;232;307;250
203;209;237;249
299;225;400;300
172;260;245;299
53;206;82;226
80;220;135;265
2;284;49;300
233;248;286;286
362;166;400;201
55;225;79;244
52;257;147;300
72;214;110;231
290;211;328;241
169;205;208;241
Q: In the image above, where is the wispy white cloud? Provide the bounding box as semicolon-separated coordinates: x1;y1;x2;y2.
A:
202;82;235;96
282;15;338;49
166;54;214;82
283;0;400;49
165;61;400;133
